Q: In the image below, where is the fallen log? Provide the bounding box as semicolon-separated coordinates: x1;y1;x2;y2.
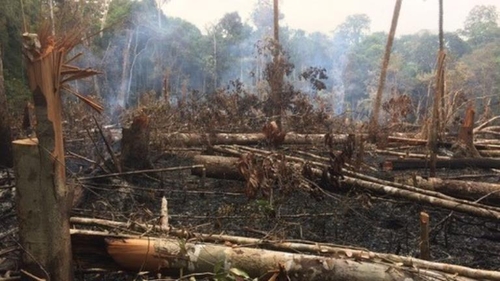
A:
382;158;500;171
192;155;243;180
479;150;500;157
164;132;347;146
210;145;500;213
414;176;500;202
71;230;484;281
191;154;500;220
71;217;500;281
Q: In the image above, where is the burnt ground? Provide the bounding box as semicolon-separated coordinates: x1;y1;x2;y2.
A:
75;142;500;272
2;138;500;280
1;97;500;280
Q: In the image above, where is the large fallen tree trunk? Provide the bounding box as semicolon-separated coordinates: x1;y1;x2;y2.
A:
382;158;500;170
70;230;487;281
70;217;500;281
414;176;500;202
192;154;500;220
192;155;243;180
164;132;347;146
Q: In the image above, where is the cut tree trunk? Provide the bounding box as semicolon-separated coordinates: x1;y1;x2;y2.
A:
0;45;12;168
165;132;346;147
71;218;500;281
415;176;500;202
71;231;480;281
382;158;500;170
192;154;500;220
192;155;243;180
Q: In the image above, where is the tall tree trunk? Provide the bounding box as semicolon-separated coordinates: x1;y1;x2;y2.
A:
369;0;403;141
118;30;133;107
0;46;13;168
270;0;283;127
429;0;445;177
48;0;55;35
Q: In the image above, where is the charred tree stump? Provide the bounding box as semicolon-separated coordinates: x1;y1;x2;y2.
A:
121;113;153;171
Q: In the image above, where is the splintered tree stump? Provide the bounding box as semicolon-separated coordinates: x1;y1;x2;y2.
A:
121;113;153;171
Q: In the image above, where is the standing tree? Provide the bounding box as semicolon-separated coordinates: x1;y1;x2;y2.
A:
332;14;371;113
369;0;403;141
0;45;12;168
429;0;446;176
270;0;283;127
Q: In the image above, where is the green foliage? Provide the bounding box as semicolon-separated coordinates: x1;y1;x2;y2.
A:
461;5;500;48
334;14;371;46
342;32;386;115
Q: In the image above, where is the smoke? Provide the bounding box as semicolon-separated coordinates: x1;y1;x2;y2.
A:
74;2;375;119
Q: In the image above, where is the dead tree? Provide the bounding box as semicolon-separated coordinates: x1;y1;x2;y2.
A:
429;0;446;176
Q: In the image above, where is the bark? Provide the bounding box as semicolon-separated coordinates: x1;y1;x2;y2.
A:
382;158;500;171
165;132;347;147
415;176;500;202
369;0;403;140
71;231;480;281
0;46;13;168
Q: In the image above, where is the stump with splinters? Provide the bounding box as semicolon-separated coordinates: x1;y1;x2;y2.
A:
14;27;100;281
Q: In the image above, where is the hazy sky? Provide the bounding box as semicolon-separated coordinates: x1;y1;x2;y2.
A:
164;0;500;35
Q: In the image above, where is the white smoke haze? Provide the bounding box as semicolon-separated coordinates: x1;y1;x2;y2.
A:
76;0;499;121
